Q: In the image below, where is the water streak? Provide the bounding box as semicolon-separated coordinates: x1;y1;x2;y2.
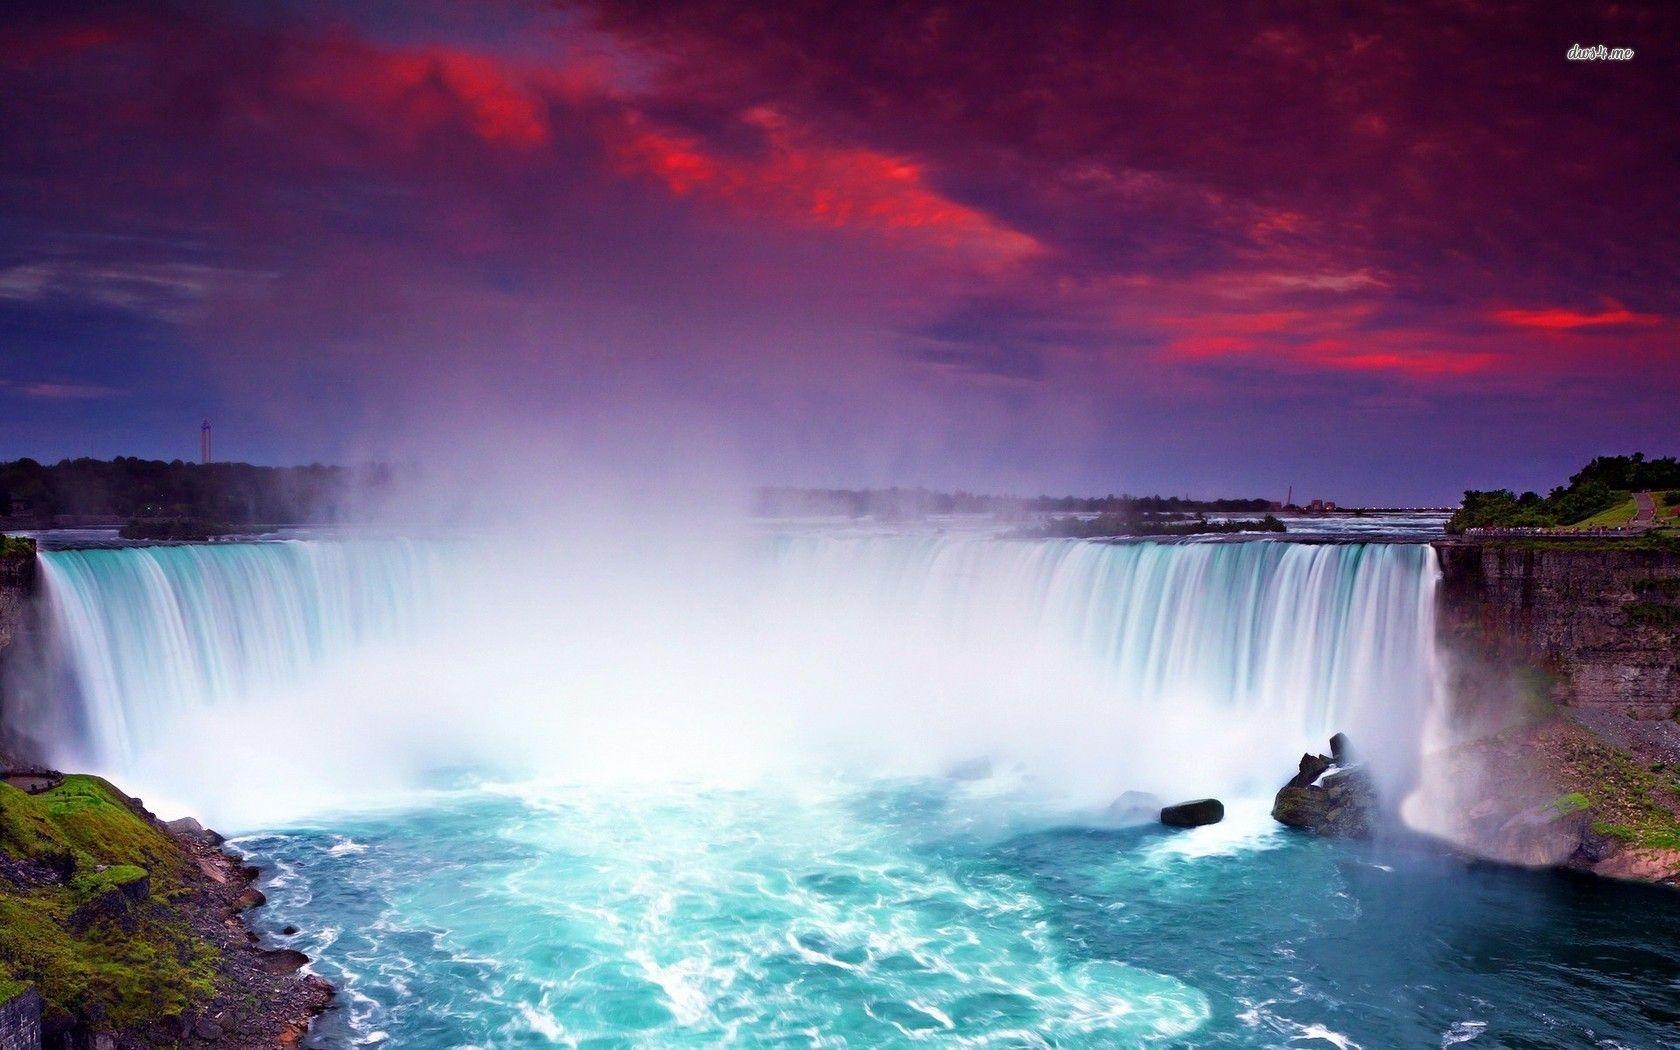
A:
24;536;1441;823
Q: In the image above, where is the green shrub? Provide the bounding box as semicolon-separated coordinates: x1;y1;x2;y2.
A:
1626;602;1680;628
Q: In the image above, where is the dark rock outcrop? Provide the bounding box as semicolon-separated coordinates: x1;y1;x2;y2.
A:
1272;736;1377;838
1161;798;1224;827
163;816;225;847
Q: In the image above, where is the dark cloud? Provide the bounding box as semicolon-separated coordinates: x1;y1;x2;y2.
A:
0;1;1673;499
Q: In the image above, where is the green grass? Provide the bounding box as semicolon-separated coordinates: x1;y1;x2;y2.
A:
1555;732;1680;852
0;776;220;1027
1552;792;1592;814
1562;490;1680;530
1563;495;1638;528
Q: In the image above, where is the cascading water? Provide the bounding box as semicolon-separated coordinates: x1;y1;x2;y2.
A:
19;534;1680;1047
30;540;440;765
25;534;1440;817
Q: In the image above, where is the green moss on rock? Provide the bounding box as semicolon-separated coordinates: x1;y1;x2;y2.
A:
1551;792;1591;814
0;776;221;1029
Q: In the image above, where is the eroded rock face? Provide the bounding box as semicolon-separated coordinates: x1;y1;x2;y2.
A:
1434;543;1680;717
1272;737;1377;838
1408;716;1680;887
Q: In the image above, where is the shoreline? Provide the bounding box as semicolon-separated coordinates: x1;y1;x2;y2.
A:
0;768;334;1046
156;803;337;1047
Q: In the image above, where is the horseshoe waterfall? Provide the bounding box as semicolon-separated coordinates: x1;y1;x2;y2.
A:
9;535;1676;1046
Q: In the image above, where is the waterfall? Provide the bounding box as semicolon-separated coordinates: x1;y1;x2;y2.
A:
767;535;1439;743
19;535;1442;825
27;541;441;764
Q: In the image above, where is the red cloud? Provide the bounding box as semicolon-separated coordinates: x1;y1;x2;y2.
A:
1492;305;1665;330
606;110;1040;266
1;21;125;68
275;34;1035;267
1160;305;1501;379
286;43;551;149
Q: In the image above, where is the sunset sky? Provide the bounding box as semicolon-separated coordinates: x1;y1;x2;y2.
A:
2;1;1676;503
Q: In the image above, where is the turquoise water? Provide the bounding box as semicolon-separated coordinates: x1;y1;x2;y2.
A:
27;536;1680;1045
234;778;1680;1048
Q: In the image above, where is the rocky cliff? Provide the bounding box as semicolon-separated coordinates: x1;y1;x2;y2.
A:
1423;539;1680;884
1434;540;1680;717
0;549;34;661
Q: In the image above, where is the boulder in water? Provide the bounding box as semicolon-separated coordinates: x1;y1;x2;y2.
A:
1329;732;1351;765
1105;790;1164;826
1160;798;1224;827
1272;734;1376;838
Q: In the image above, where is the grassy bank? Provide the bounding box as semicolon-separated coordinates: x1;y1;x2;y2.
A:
0;775;219;1029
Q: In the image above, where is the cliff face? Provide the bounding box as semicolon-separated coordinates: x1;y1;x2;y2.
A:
0;552;34;660
1423;540;1680;885
1434;541;1680;717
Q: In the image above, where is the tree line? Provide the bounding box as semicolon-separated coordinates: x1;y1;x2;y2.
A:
1448;453;1680;533
0;457;392;525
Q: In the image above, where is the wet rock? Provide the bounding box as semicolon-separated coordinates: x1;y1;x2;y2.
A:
1286;751;1333;789
1316;768;1377;838
1160;798;1224;827
1272;783;1327;830
1330;732;1351;765
165;816;226;847
1487;801;1588;866
280;924;299;936
1104;790;1164;826
255;949;310;975
1272;734;1377;838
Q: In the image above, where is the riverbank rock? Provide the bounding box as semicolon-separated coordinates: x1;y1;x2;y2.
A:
1272;735;1377;838
1161;798;1224;827
0;772;334;1046
1414;715;1680;886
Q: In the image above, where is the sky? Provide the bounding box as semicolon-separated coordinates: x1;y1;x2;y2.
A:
1;0;1676;504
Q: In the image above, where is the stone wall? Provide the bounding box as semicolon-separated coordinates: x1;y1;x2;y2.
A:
1433;541;1680;717
0;987;42;1050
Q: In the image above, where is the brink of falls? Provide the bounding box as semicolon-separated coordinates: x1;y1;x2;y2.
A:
16;536;1442;823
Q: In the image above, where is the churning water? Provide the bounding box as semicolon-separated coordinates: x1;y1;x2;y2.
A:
20;535;1680;1045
